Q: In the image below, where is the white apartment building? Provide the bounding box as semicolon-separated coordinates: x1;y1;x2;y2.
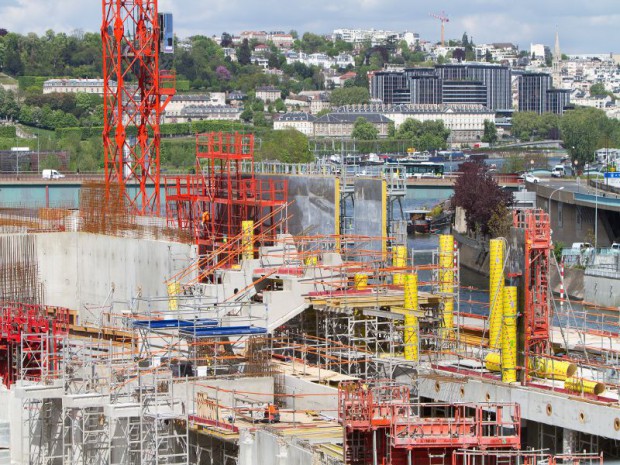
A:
273;113;316;136
43;79;114;95
332;28;401;46
331;103;494;143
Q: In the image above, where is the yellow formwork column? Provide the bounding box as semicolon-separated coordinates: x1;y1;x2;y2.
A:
488;239;505;349
241;220;254;261
393;245;407;286
167;281;181;311
501;286;518;383
403;274;419;361
354;273;368;290
438;235;454;334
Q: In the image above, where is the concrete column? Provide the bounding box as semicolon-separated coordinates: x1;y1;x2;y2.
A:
563;428;578;454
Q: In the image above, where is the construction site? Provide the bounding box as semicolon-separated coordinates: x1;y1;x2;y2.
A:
0;2;617;465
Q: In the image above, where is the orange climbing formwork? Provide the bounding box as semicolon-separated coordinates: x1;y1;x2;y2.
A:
339;381;520;465
513;209;552;383
165;132;288;269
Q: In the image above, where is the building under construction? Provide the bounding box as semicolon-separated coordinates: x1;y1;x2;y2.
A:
0;1;616;464
0;130;617;465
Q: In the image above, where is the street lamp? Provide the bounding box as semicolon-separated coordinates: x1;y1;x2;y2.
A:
549;186;564;220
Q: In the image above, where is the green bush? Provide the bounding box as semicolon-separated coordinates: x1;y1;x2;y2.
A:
0;126;17;138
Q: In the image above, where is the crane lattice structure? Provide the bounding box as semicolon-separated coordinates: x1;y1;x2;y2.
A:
102;0;176;214
430;11;450;46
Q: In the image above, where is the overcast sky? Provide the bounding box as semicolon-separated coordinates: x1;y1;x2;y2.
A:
1;0;619;54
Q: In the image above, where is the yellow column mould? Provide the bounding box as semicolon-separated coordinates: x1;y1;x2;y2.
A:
241;220;254;261
167;281;181;311
354;273;368;290
488;239;505;349
564;378;605;395
403;273;419;361
393;245;407;286
501;286;518;383
438;235;454;334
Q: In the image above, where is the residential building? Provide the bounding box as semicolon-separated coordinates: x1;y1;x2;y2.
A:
530;43;551;60
314;113;392;138
331;103;495;143
43;78;114;95
270;33;294;49
164;93;226;121
165;105;242;123
255;86;281;103
273;112;316;135
332;28;400;46
284;95;311;112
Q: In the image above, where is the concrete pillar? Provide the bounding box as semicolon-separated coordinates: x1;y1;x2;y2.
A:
563;428;578;454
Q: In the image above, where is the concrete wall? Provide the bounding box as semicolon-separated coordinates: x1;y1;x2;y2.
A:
584;272;620;307
353;178;386;253
279;374;338;416
260;174;338;237
36;232;196;319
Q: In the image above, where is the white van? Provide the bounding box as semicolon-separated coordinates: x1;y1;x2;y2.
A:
42;169;65;179
551;165;565;178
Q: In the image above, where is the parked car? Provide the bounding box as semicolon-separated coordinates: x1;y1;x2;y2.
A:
523;173;540;183
42;169;65;179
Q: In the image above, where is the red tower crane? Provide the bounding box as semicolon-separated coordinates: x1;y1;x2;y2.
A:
102;1;176;215
430;11;450;46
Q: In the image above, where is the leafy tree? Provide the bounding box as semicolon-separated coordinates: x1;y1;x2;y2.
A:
3;34;23;75
256;128;312;162
330;86;370;106
274;99;286;113
395;118;450;151
589;83;607;96
220;32;233;48
352;117;379;140
452;160;512;236
560;107;608;166
481;120;498;144
453;48;465;62
240;108;253;122
238;38;251;65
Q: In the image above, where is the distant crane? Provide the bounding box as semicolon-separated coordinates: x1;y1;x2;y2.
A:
430;11;450;46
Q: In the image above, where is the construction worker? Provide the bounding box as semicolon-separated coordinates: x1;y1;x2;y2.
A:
201;210;210;225
264;403;280;423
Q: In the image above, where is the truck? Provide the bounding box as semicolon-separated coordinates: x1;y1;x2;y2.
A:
42;169;65;180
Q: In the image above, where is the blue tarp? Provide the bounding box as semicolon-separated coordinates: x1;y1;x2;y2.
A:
179;325;267;337
133;319;219;329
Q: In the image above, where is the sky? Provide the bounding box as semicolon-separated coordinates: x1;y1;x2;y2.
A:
1;0;620;54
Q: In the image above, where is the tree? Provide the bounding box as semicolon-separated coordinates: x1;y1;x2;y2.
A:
351;117;378;141
220;32;233;48
560;107;608;166
481;120;498;144
256;128;312;162
330;87;370;106
453;48;465;62
395;118;450;151
589;83;607;96
238;38;251;65
452;160;512;236
3;34;23;75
